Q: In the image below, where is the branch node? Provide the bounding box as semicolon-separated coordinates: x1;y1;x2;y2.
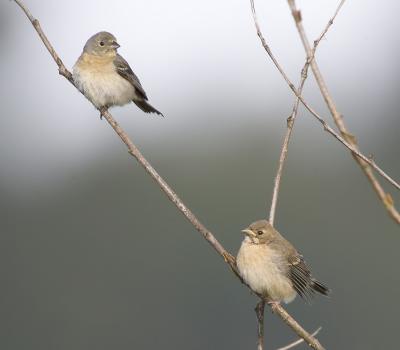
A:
293;10;302;23
286;115;294;127
58;65;72;80
222;251;235;265
384;194;394;207
343;131;357;145
301;67;308;79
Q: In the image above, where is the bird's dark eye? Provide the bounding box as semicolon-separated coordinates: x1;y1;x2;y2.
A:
257;230;263;235
99;41;105;46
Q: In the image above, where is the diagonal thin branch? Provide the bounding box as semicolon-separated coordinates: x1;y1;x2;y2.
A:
13;0;73;83
250;0;400;192
13;1;324;349
269;0;346;226
287;0;400;224
269;303;324;350
277;327;322;350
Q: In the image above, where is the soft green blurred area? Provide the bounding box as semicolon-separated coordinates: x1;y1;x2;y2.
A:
1;1;400;349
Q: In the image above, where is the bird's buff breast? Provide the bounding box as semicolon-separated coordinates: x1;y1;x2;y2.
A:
73;53;136;108
237;241;296;303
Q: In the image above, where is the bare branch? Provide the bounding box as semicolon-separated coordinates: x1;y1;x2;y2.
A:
287;0;400;224
277;327;322;350
268;107;296;226
14;0;73;82
100;107;238;271
270;303;324;350
256;301;266;350
13;1;324;349
250;0;400;192
269;0;346;225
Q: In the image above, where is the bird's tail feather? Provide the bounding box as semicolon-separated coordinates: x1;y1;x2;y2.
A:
133;99;163;116
311;279;330;296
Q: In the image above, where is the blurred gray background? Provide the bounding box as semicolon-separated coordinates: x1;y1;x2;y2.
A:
1;0;399;349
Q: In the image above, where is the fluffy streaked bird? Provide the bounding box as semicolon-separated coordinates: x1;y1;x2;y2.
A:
236;220;329;303
73;31;163;116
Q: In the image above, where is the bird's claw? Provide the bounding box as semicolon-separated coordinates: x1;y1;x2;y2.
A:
222;252;236;265
99;106;108;120
267;300;280;308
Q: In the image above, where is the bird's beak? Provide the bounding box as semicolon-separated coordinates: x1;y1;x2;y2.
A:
111;41;120;49
241;229;256;237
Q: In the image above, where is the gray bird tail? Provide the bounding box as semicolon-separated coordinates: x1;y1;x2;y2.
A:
311;279;330;296
133;99;163;116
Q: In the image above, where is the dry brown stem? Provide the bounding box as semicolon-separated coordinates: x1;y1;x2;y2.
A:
287;0;400;224
250;0;400;192
269;0;346;226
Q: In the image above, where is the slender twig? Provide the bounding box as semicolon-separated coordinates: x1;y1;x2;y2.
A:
266;4;345;347
269;0;345;225
102;106;239;270
287;0;400;224
250;0;400;192
265;3;345;348
268;99;297;226
256;301;266;350
277;327;322;350
13;0;73;83
13;1;324;349
270;303;324;350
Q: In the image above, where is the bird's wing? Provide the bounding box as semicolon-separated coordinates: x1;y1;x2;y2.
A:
114;54;148;100
287;254;316;301
269;231;316;301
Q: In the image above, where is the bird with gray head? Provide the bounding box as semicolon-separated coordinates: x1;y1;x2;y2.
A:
73;31;163;116
236;220;329;304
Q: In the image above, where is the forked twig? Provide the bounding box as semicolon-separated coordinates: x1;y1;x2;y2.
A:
269;0;346;226
13;1;324;349
287;0;400;224
277;327;322;350
250;0;400;192
264;2;345;349
264;3;345;349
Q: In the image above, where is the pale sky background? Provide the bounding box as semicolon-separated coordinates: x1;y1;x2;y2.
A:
1;1;399;349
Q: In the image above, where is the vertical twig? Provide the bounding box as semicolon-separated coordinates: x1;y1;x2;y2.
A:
287;0;400;224
256;301;266;350
268;67;305;225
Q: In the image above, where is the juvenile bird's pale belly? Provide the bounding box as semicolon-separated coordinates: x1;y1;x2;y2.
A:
237;241;296;303
73;58;137;108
